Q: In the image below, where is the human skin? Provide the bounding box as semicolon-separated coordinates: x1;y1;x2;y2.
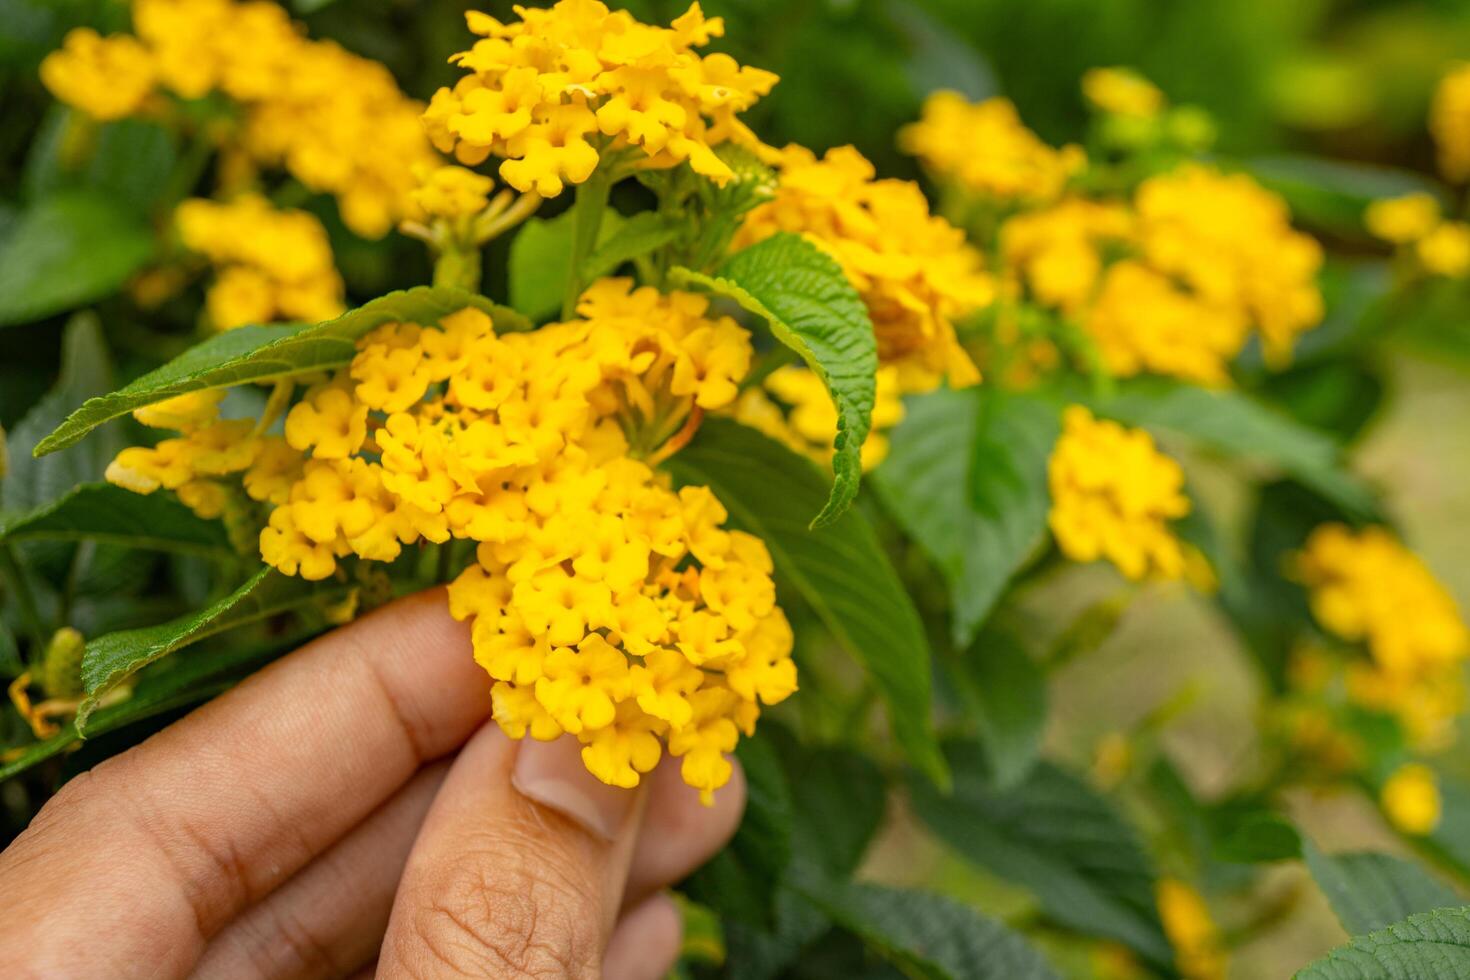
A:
0;589;745;979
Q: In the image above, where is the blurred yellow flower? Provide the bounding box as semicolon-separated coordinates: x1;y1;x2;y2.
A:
1431;63;1470;182
1365;193;1441;244
1157;879;1227;980
39;28;156;121
1083;67;1165;119
1381;763;1442;836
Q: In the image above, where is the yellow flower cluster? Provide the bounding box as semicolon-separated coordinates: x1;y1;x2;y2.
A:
409;165;496;221
1000;165;1322;382
732;365;906;472
1082;67;1165;119
424;0;777;197
1365;192;1470;278
40;0;437;237
175;196;344;331
1156;879;1227;980
1381;763;1442;836
1295;524;1469;750
899;91;1085;202
105;281;792;799
1432;63;1470;183
1047;406;1190;580
39;28;156;121
737;145;992;386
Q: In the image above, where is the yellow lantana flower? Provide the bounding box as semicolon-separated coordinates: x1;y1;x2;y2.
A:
1381;763;1442;836
39;28;157;121
1365;193;1441;244
1047;406;1190;581
1083;67;1165;119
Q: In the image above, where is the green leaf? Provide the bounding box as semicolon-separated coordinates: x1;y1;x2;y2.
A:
783;740;887;877
795;880;1060;980
0;191;154;327
665;418;946;787
0;632;303;782
1295;906;1470;980
0;483;233;558
1210;809;1302;863
672;232;878;527
909;739;1170;966
76;566;351;730
1247;154;1441;240
1304;841;1461;936
1084;379;1378;519
874;388;1057;646
584;212;680;282
684;733;794;927
35;286;494;457
25;111;178;212
958;626;1047;791
509;207;626;321
3;311;116;512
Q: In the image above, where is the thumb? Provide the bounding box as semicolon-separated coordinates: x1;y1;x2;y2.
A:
378;723;647;979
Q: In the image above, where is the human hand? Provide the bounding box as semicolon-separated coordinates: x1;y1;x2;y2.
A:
0;590;745;979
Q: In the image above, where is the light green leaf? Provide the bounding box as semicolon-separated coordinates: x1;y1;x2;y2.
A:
1305;841;1461;936
673;232;878;527
665;418;945;787
35;286;494;456
796;880;1060;980
0;483;233;558
76;566;350;730
1295;906;1470;980
1085;379;1378;519
509;207;625;321
909;739;1171;966
585;212;680;281
874;388;1057;646
0;191;154;327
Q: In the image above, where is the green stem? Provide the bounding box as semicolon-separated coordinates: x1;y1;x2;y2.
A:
0;543;47;655
562;171;613;319
433;244;482;294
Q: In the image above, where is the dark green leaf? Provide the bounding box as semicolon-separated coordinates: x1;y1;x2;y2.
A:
1086;379;1378;519
684;734;793;927
1304;841;1461;936
665;418;946;787
76;567;351;730
0;191;154;327
909;739;1170;966
1210;809;1302;863
874;388;1057;646
784;741;887;876
3;311;115;512
959;626;1047;790
0;483;233;558
673;232;878;526
796;880;1060;980
509;207;625;321
25;111;178;212
1295;906;1470;980
584;212;680;281
35;286;495;456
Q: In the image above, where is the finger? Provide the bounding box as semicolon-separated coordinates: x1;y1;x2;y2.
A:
603;893;683;980
0;588;489;979
625;755;745;906
194;763;448;980
378;727;648;979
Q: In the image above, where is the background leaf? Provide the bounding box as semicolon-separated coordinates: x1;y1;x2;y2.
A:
955;625;1048;791
35;286;495;456
1304;841;1462;936
874;388;1058;646
666;418;946;788
0;191;154;327
0;482;233;558
796;880;1060;980
908;739;1171;966
673;232;878;526
1084;379;1378;519
508;206;626;321
1295;906;1470;980
76;567;351;730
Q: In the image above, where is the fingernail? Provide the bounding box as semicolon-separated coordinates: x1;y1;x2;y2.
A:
512;736;635;841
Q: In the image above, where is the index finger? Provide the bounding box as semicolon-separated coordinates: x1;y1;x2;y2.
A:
0;587;489;980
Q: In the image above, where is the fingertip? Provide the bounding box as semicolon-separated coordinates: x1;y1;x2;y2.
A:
603;892;683;980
